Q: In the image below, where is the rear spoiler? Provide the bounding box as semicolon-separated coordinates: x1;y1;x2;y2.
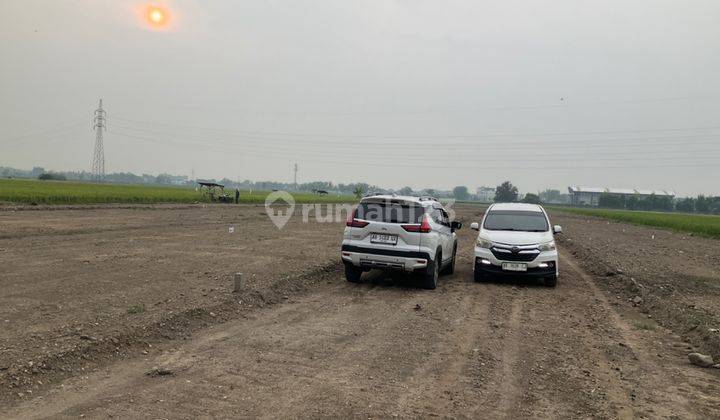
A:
360;198;424;207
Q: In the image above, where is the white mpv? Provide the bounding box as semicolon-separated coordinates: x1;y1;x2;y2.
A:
471;203;561;287
341;195;461;290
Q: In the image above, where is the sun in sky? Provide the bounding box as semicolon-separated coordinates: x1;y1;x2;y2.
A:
144;5;170;28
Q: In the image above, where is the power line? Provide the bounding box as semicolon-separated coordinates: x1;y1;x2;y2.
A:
109;123;720;151
110;130;720;169
110;128;720;159
120;93;720;117
2;121;86;146
112;115;720;140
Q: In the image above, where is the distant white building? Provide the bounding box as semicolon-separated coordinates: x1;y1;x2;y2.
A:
568;186;675;206
476;186;495;202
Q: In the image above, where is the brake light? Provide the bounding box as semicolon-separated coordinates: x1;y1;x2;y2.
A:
346;209;369;228
402;214;431;233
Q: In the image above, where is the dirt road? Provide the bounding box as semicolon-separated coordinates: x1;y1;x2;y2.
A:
0;207;720;418
2;204;720;418
0;204;343;393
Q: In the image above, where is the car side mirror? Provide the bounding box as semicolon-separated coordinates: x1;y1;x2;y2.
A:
470;222;479;231
450;221;462;231
553;225;562;234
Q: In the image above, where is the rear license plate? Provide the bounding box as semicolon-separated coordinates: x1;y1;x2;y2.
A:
370;233;398;245
502;262;527;272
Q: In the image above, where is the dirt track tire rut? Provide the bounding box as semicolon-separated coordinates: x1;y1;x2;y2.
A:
4;247;720;418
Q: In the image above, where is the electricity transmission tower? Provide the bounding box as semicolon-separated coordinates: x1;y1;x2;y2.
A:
91;99;107;181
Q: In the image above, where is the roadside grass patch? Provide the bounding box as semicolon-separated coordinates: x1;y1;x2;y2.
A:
634;321;656;331
0;179;355;205
127;304;146;315
551;207;720;239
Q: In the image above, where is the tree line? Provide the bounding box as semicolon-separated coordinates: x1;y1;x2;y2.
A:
451;181;541;204
7;165;719;213
452;181;720;215
599;193;720;215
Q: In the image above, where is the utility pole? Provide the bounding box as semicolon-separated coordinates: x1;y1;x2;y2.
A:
91;99;107;181
293;163;298;187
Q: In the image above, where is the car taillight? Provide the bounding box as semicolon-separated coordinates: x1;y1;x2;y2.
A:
346;209;369;228
402;214;431;233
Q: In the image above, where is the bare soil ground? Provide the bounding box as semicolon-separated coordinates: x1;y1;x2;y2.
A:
551;211;720;359
1;204;719;418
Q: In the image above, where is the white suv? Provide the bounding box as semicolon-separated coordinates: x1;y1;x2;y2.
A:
341;195;461;290
470;203;561;287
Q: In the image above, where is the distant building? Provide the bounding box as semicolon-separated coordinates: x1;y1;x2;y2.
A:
31;166;45;178
539;189;570;204
476;186;495;202
169;175;188;185
568;186;675;207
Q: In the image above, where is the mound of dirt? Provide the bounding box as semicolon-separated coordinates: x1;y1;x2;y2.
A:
551;211;720;359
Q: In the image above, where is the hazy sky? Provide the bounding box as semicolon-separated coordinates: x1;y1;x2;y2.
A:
1;0;719;195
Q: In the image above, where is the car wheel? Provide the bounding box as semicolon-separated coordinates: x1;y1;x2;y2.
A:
441;244;457;275
345;264;363;283
544;275;557;288
422;251;440;290
473;266;486;283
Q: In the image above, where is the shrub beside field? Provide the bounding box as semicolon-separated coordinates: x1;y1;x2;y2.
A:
0;179;355;205
554;206;720;239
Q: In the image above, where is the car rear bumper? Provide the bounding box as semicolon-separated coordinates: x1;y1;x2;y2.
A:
341;244;430;271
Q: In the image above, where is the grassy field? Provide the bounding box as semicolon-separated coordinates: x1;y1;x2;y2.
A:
0;179;355;205
553;206;720;239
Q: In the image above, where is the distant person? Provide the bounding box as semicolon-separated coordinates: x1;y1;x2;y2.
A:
235;188;240;204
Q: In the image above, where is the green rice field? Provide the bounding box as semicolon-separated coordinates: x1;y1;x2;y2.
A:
0;179;355;205
554;206;720;239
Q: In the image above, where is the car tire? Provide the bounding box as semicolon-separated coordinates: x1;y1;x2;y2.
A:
422;251;440;290
473;265;487;283
544;275;557;288
345;264;363;283
441;244;457;275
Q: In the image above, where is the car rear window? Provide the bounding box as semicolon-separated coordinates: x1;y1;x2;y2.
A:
483;210;549;232
356;202;426;224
